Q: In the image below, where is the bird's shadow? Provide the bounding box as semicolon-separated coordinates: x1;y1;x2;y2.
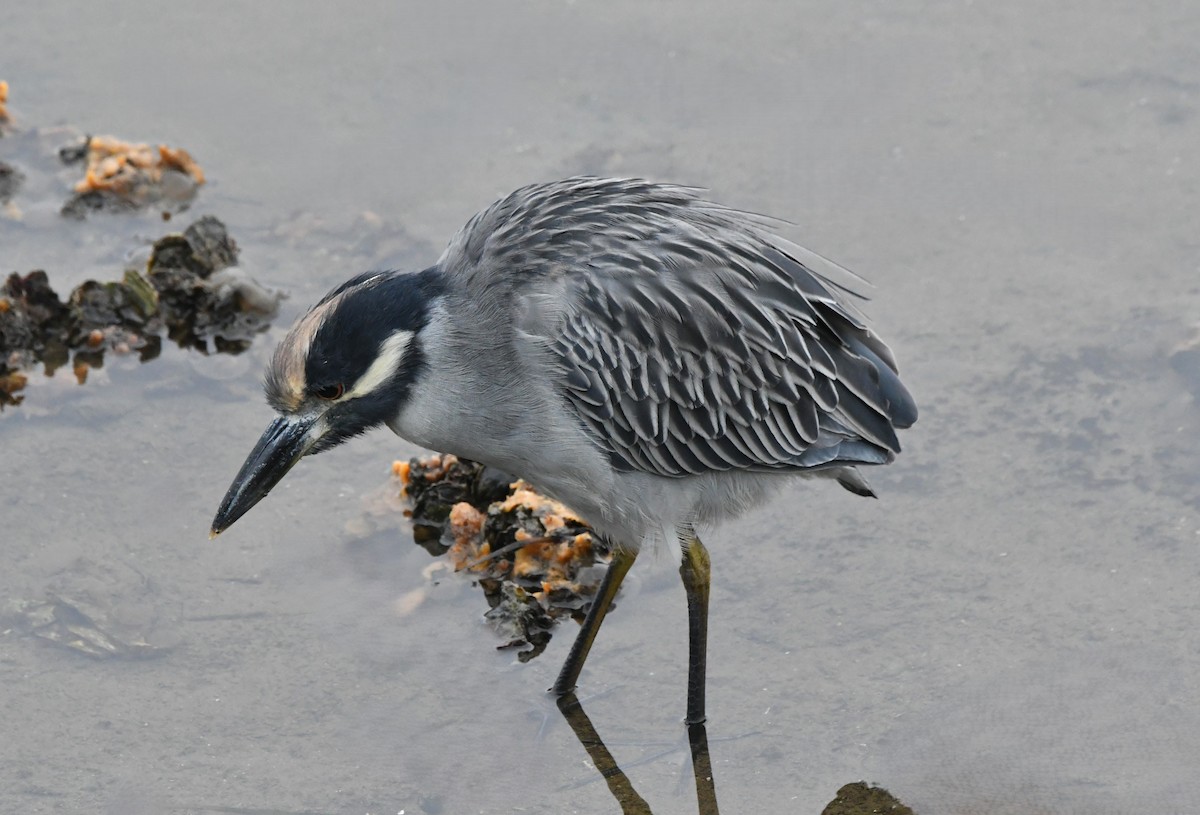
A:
555;691;721;815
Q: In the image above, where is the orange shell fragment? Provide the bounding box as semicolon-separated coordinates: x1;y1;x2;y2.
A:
158;144;206;184
446;501;489;571
448;501;486;541
392;460;412;483
72;135;205;195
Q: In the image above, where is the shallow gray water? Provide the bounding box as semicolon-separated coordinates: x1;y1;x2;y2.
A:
3;2;1199;814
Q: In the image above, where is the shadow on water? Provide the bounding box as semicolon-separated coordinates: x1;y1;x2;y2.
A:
557;691;721;815
555;693;915;815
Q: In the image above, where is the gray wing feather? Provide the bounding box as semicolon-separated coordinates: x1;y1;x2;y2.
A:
440;177;917;479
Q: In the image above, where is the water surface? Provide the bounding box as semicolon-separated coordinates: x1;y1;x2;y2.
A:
3;2;1198;813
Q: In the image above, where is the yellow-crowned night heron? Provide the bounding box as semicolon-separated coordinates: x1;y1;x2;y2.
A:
211;177;917;725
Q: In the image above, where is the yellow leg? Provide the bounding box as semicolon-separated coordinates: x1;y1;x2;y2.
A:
554;546;638;696
678;525;711;725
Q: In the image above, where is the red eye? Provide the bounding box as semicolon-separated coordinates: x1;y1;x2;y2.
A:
315;383;344;400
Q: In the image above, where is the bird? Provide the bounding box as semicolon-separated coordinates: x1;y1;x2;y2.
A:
211;176;917;725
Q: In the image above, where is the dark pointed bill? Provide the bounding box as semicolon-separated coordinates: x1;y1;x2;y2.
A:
210;414;320;537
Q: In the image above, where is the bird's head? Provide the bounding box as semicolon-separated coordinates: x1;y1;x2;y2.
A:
210;269;443;536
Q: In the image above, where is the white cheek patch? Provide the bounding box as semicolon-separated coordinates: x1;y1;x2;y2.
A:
345;330;414;399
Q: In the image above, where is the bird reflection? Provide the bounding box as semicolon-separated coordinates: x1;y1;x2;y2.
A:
556;692;720;815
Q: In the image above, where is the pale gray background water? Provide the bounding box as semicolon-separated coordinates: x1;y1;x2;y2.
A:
3;2;1199;813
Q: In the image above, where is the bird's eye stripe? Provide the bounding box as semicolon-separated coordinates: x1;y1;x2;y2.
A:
344;330;414;399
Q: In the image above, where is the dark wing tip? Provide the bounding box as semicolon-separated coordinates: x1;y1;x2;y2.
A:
837;470;879;498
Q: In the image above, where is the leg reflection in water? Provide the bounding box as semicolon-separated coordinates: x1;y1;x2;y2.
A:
556;692;721;815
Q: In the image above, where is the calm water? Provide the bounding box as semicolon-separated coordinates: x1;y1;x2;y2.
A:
3;2;1199;813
